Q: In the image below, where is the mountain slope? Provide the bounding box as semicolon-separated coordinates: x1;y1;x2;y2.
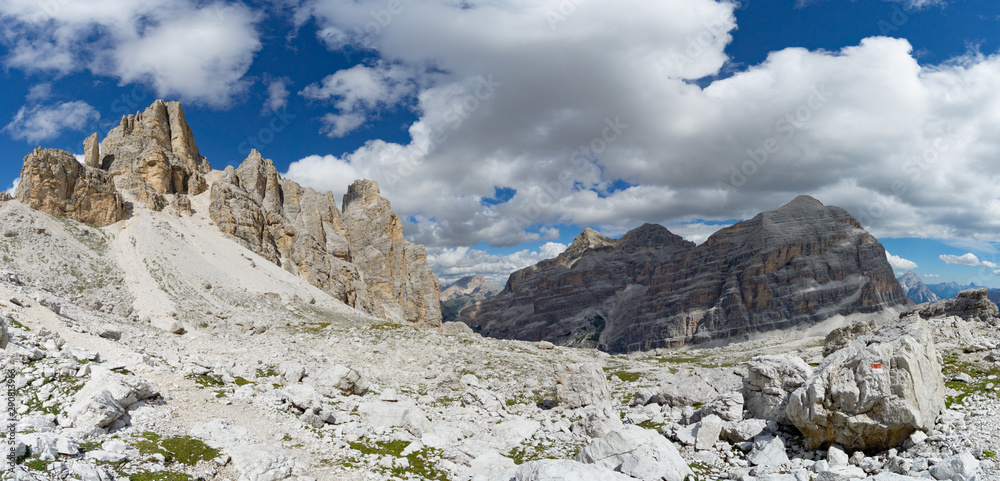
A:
461;196;910;352
897;271;941;304
12;99;441;328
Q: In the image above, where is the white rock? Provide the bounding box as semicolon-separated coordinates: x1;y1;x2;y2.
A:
462;388;505;412
787;319;945;451
227;444;294;481
928;452;979;481
748;435;789;470
75;366;156;409
556;363;610;409
70;462;115;481
744;354;812;424
21;433;79;457
694;414;723;450
278;362;305;383
67;389;124;429
576;425;693;481
312;364;369;396
722;419;768;443
277;383;324;412
509;459;635;481
826;445;849;467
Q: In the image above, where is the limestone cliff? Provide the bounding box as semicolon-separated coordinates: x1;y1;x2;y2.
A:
99;99;211;210
11;99;442;328
14;148;126;226
209;152;441;327
461;196;910;352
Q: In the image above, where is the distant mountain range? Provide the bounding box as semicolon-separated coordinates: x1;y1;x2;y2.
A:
896;271;1000;305
439;275;503;322
462;195;910;352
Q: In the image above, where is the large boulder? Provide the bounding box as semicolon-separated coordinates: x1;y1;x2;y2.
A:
575;425;693;481
902;288;999;321
744;355;812;424
786;318;945;451
555;363;610;409
15;148;126;226
505;459;634;481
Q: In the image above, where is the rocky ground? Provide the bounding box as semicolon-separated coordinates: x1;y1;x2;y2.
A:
0;194;998;481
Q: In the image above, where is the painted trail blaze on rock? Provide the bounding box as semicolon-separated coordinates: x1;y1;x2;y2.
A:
786;317;945;451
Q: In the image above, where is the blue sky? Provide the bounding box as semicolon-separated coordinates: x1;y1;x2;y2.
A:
2;0;1000;287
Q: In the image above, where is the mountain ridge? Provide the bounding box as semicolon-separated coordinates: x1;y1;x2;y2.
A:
461;195;910;352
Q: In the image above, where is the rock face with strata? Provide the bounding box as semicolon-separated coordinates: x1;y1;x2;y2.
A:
786;317;945;451
209;153;441;327
463;196;910;352
14;148;126;226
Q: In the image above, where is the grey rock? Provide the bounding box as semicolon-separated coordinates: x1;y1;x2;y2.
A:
744;355;812;424
462;196;909;352
722;419;769;443
928;452;979;481
555;363;610;409
826;445;850;467
314;364;369;396
694;414;723;450
748;435;789;470
440;321;476;336
67;390;124;429
696;391;744;422
508;459;635;481
787;318;945;451
576;425;693;481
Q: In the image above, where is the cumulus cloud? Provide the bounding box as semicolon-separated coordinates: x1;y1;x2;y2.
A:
428;242;567;285
4;178;19;196
886;252;919;270
0;1;261;107
282;0;1000;249
263;77;291;113
300;63;415;137
3;101;99;143
939;253;998;268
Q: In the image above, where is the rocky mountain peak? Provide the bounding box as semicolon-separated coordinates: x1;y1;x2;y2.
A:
464;196;909;352
557;228;617;265
342;179;382;211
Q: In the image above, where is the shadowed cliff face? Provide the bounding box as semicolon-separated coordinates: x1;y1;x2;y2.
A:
461;196;910;353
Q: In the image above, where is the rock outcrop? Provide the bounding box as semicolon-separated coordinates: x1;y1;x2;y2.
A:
209;152;441;327
14;148;126;226
99;99;211;209
786;317;945;451
901;287;999;321
462;196;910;352
743;354;812;425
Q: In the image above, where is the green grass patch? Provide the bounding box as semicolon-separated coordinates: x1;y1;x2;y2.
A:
256;365;278;378
347;440;448;480
609;370;641;383
133;432;219;466
129;471;192;481
185;373;224;388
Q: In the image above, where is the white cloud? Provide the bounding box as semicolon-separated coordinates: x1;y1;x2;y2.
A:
26;83;52;102
939;252;998;269
428;242;567;285
887;252;919;270
282;1;1000;249
5;177;20;196
263;77;291;113
300;63;415;137
0;1;261;107
923;273;940;278
3;101;99;143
